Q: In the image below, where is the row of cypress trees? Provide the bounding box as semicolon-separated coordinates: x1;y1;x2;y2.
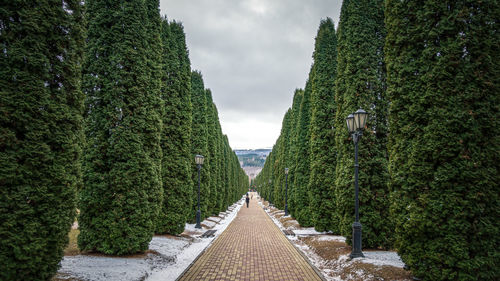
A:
0;0;248;280
255;1;498;280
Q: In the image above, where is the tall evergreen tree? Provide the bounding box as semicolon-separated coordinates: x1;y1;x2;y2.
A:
155;19;193;235
222;135;231;208
334;0;390;248
190;71;211;221
214;109;225;212
287;89;304;216
271;112;291;210
385;1;499;280
78;0;163;255
205;89;218;215
308;18;338;232
0;1;84;279
293;75;314;226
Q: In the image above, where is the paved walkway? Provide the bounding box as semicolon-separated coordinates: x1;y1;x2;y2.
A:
178;193;323;281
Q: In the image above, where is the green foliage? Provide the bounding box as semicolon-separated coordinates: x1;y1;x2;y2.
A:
286;89;304;216
334;0;390;248
78;0;163;255
214;109;225;213
190;71;211;221
308;18;338;232
293;76;314;226
155;19;193;235
0;0;84;279
205;90;218;216
273;110;292;210
385;1;500;279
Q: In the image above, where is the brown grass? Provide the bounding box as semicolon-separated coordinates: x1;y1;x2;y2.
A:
300;236;412;280
280;217;299;229
64;229;80;256
274;213;284;219
300;236;351;260
52;273;84;281
340;262;413;281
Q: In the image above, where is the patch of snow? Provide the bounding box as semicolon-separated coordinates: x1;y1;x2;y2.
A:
314;235;346;243
201;220;217;228
59;255;156;281
359;251;406;268
183;223;206;234
149;237;190;257
58;236;189;281
293;227;329;236
146;238;210;281
206;216;222;223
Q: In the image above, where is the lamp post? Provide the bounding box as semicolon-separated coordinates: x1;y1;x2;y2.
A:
284;168;289;216
195;154;204;229
346;109;368;258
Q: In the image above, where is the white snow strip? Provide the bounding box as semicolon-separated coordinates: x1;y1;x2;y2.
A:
149;237;190;257
183;223;206;234
59;255;152;281
206;216;222;223
293;227;330;236
358;251;406;268
147;200;243;281
314;235;346;243
200;220;217;228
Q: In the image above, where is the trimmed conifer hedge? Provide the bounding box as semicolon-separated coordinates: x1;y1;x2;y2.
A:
334;0;391;249
190;71;212;221
156;20;193;235
385;1;500;279
78;0;163;255
308;18;338;232
0;0;84;279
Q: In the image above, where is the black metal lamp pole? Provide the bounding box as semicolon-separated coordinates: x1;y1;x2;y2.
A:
195;155;204;229
285;168;289;216
346;109;368;259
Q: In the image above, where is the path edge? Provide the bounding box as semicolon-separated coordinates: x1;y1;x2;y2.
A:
259;203;328;281
175;201;243;281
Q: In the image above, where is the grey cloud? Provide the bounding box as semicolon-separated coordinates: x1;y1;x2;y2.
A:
160;0;341;148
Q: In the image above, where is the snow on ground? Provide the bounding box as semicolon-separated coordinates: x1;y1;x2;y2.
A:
59;255;155;281
207;216;222;223
149;237;191;257
260;197;408;281
200;220;217;228
293;227;330;236
314;235;346;243
359;251;405;268
147;199;243;281
57;199;244;281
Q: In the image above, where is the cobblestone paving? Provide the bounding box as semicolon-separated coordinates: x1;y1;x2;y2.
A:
178;193;323;281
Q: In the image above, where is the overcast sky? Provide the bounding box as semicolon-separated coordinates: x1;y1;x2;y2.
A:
159;0;342;149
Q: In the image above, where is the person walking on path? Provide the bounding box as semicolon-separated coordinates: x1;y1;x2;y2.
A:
245;193;250;208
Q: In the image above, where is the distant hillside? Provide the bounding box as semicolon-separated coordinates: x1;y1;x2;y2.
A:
235;149;271;180
235;149;271;167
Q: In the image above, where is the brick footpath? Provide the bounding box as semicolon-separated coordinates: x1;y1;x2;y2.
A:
178;193;323;281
